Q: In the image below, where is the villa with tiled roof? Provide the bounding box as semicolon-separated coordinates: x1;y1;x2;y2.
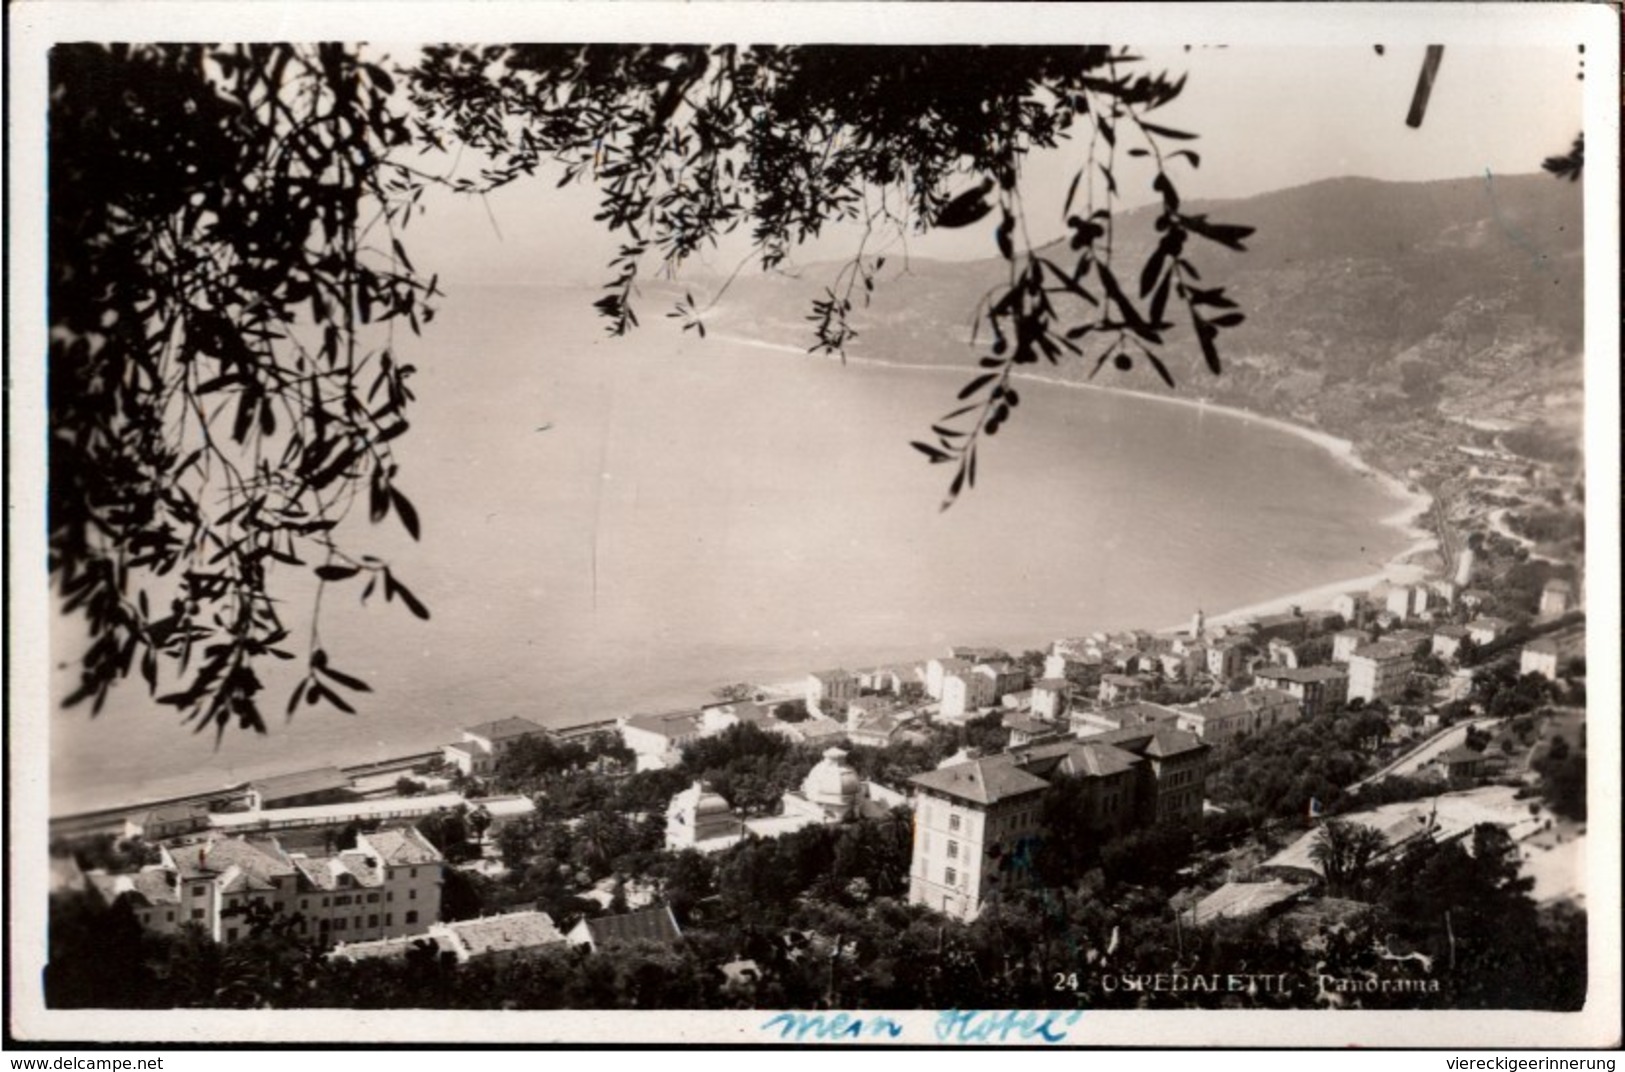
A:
908;726;1209;920
88;828;444;947
443;716;550;777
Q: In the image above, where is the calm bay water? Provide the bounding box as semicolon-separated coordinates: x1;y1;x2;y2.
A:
49;285;1409;814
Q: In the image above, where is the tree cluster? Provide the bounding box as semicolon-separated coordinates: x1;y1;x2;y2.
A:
1203;705;1392;824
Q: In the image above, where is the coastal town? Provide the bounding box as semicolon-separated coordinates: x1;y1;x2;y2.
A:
30;29;1603;1032
48;514;1588;1008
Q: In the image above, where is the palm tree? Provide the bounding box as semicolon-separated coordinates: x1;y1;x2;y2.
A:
1310;819;1389;897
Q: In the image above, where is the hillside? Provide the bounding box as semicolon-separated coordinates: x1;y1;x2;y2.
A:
685;172;1586;570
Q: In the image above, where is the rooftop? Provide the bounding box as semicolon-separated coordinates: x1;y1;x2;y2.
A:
578;906;683;948
1253;665;1350;684
361;827;443;867
1191;880;1309;924
1351;639;1415;661
445;911;565;957
1090;724;1209;760
464;717;547;742
89;867;181;908
1180;688;1297;721
623;710;704;738
911;757;1051;806
248;767;352;802
169;836;295;887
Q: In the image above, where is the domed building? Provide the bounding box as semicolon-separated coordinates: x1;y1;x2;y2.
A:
662;747;909;854
783;747;863;823
665;780;744;851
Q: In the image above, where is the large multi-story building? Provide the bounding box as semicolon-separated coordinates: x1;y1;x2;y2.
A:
907;727;1208;920
1331;628;1371;664
1346;639;1414;704
805;669;857;714
940;667;997;720
1171;688;1299;743
1250;666;1350;718
1043;651;1103;689
926;657;971;701
1205;638;1249;681
975;662;1028;704
1030;678;1070;721
86;828;444;947
1331;593;1365;627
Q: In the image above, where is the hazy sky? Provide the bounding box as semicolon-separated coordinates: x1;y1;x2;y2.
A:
394;33;1587;283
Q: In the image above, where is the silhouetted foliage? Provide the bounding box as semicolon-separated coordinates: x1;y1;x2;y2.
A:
1541;133;1584;182
51;44;1259;736
51;44;438;738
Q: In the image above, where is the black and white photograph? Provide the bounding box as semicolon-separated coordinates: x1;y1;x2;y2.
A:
7;0;1620;1050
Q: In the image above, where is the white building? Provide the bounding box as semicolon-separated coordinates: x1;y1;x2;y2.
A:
941;668;996;720
1030;678;1070;721
1347;640;1414;704
926;657;971;701
88;828;444;948
1519;640;1560;681
1331;593;1364;626
806;669;857;714
663;748;903;854
443;717;550;777
1331;629;1370;664
619;710;705;771
1467;617;1511;646
1539;579;1574;618
1172;688;1299;743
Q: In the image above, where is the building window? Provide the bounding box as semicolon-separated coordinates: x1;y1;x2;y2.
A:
334;919;346;932
944;867;958;886
948;814;961;833
385;913;393;927
192;885;205;898
192;908;204;920
947;840;959;860
322;897;330;908
320;919;329;931
405;910;418;925
409;889;417;900
368;892;380;904
410;868;418;879
386;892;393;903
226;928;238;942
167;911;175;923
301;899;309;910
369;914;379;928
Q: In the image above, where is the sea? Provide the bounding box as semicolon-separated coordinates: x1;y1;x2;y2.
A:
46;284;1413;815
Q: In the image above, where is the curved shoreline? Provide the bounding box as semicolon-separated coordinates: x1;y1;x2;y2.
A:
54;335;1439;817
711;332;1440;625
